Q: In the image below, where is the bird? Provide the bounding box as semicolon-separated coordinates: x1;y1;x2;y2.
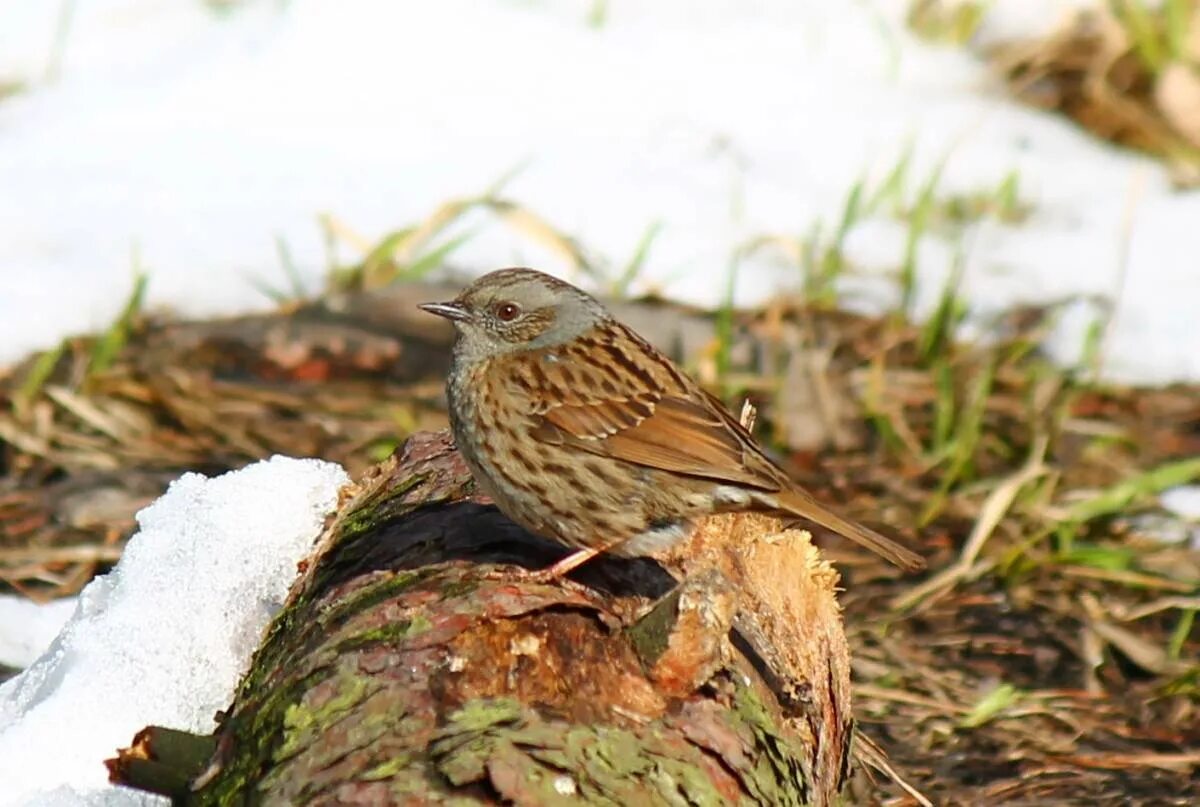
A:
419;268;925;580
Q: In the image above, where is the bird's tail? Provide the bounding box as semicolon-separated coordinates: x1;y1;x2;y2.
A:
771;487;926;572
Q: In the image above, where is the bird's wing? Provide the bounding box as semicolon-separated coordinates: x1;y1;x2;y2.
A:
534;393;782;490
510;329;925;571
511;326;785;491
537;393;926;570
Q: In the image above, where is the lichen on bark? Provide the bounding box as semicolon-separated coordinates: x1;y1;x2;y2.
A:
111;431;851;805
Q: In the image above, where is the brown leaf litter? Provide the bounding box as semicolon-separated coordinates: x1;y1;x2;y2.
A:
0;281;1197;803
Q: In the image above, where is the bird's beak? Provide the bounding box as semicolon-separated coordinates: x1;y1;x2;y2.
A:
418;301;472;323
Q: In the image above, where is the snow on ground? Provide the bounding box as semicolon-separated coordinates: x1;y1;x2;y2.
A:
0;4;1196;802
0;457;348;807
0;0;1197;384
1163;486;1200;521
0;595;75;671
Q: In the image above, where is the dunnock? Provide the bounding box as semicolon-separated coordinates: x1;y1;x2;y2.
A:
420;268;925;579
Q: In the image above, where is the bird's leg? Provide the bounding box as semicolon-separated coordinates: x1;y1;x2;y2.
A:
523;546;603;583
484;541;626;584
481;546;607;584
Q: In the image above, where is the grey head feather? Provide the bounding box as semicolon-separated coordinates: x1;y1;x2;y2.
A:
438;268;610;362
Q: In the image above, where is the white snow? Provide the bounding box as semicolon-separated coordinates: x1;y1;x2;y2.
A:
0;595;76;671
1162;485;1200;521
1161;486;1200;549
970;0;1105;44
0;0;1196;384
0;457;348;807
0;1;1197;801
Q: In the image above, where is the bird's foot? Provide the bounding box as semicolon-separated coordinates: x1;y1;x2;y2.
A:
483;547;604;585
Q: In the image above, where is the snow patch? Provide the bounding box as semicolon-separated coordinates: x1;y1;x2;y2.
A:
0;456;348;807
0;0;1196;383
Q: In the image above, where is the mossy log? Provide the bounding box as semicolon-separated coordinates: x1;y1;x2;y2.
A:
110;430;855;806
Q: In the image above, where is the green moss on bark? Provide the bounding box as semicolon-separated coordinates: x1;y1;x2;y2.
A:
168;435;821;805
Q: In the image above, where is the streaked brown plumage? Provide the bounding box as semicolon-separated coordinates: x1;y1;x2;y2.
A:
420;268;925;578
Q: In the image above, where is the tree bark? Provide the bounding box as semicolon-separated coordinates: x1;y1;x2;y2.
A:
111;430;854;806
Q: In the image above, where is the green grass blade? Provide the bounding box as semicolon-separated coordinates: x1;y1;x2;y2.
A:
245;275;289;305
994;169;1023;222
1164;0;1189;60
588;0;608;28
1058;543;1137;571
355;226;416;288
930;359;955;456
1113;0;1166;73
800;220;823;301
275;235;308;300
15;340;67;411
399;230;476;281
1065;457;1200;525
921;354;995;524
901;159;945;317
88;271;148;376
959;683;1021;728
714;252;740;385
1168;608;1196;661
867;142;912;216
613;220;663;298
482;160;529;199
834;179;864;246
918;245;966;363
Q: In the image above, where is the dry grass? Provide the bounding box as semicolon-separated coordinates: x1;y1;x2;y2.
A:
914;0;1200;186
0;270;1197;801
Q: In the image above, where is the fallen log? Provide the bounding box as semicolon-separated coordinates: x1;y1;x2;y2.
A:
110;430;861;806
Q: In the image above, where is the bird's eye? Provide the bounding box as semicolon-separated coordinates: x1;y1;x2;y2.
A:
494;302;521;322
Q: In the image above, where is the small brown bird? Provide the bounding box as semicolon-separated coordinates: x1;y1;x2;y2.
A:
420;268;925;579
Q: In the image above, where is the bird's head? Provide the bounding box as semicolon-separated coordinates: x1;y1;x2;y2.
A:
419;268;608;360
